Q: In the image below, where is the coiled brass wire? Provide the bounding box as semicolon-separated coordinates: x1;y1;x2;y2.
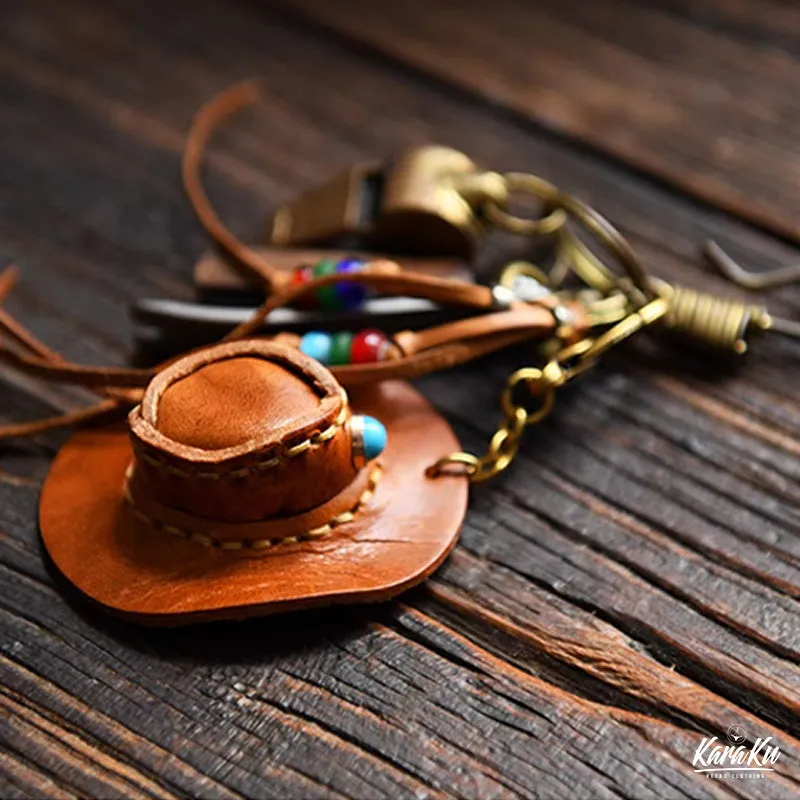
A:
656;281;771;354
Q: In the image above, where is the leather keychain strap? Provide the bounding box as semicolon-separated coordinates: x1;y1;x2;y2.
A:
393;305;560;355
0;265;132;440
331;304;581;385
182;80;279;289
0;255;588;442
0;348;153;388
332;329;544;385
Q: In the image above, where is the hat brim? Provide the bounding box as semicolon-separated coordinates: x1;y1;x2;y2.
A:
39;381;468;625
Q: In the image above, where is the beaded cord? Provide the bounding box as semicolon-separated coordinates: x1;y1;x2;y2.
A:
292;258;369;311
299;328;390;366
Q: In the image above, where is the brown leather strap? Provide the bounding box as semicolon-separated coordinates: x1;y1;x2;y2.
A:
182;80;279;289
325;306;565;385
0;265;133;440
0;398;124;441
0;266;149;396
332;329;540;385
223;267;496;342
0;347;154;388
394;306;554;356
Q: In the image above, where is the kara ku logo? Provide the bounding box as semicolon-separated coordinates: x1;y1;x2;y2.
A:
692;724;781;777
727;724;746;744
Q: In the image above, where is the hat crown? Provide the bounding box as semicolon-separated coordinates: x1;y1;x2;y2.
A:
128;341;357;524
156;356;321;451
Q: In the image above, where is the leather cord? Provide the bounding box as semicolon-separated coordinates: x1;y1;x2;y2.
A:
0;258;584;439
182;80;280;289
0;347;154;388
0;398;124;440
0;81;590;440
0;265;133;441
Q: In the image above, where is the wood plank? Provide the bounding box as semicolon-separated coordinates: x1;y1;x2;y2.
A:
5;551;795;799
280;0;800;242
419;355;800;720
0;0;797;796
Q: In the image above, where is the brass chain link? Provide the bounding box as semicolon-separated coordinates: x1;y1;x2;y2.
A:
428;163;794;483
426;170;671;483
427;298;668;483
425;376;553;483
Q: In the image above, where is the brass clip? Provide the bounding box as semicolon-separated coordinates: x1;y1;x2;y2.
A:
267;146;486;258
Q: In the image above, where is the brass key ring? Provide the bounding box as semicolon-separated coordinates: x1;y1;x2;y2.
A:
480;172;568;238
483;172;655;304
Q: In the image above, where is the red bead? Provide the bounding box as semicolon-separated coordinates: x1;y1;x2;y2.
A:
351;329;388;364
291;266;317;309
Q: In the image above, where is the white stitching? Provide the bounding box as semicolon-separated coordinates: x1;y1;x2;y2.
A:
139;405;348;481
124;465;382;551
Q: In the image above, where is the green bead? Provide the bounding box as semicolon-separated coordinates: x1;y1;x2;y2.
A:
313;259;341;311
329;332;353;365
312;258;338;278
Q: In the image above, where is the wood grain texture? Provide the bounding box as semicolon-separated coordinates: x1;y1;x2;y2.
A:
0;0;798;797
281;0;800;243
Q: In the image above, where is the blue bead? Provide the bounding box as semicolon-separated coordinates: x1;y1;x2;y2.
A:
300;331;333;364
335;259;368;309
336;258;364;272
361;416;387;461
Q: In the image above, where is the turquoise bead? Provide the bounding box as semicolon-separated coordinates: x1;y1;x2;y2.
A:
300;331;333;364
360;416;387;461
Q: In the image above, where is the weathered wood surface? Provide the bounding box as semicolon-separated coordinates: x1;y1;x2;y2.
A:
284;0;800;243
0;0;798;797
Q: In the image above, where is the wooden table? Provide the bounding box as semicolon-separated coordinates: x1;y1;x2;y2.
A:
1;1;798;798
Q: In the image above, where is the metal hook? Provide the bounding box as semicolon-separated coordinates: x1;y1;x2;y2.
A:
703;241;800;340
704;241;800;289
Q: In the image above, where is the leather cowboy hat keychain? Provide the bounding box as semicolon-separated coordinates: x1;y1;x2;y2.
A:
0;84;796;626
0;255;586;623
39;339;469;624
0;254;586;623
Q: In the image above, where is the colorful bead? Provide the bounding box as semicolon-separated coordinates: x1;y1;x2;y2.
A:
299;331;333;363
349;414;387;468
291;266;311;287
312;259;340;311
334;258;368;308
350;328;389;363
329;331;353;365
289;257;369;312
292;266;316;309
361;416;387;460
299;328;389;366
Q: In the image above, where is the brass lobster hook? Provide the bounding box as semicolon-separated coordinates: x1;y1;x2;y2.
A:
704;241;800;340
